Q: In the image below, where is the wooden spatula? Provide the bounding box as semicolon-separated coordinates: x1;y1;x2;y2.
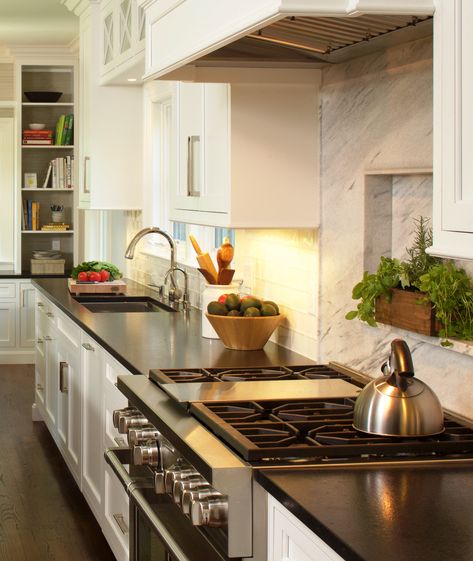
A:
189;235;218;284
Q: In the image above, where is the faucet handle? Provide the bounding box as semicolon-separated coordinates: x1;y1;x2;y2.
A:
168;287;183;302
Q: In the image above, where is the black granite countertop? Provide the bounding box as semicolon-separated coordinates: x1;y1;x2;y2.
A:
257;464;473;561
0;272;69;279
32;278;312;375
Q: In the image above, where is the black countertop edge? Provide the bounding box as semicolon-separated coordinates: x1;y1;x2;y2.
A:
255;471;362;561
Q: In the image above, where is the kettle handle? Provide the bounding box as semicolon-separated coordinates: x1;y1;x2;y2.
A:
391;339;414;378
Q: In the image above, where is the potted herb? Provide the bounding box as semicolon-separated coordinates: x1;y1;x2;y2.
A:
346;217;473;346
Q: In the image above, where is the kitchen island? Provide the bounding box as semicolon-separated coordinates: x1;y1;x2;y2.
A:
32;277;473;561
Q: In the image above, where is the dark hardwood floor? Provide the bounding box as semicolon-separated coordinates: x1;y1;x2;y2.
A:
0;364;116;561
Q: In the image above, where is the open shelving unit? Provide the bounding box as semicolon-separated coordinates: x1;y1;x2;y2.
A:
19;62;77;275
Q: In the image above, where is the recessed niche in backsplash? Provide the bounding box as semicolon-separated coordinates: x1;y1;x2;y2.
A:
363;170;432;273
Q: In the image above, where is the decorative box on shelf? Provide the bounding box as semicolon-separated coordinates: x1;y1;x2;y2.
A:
375;288;439;337
30;258;65;275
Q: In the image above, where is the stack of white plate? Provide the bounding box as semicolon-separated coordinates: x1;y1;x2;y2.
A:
32;250;62;260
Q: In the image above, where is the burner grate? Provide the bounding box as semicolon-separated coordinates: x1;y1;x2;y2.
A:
150;368;214;384
191;398;473;462
209;366;294;382
274;399;355;421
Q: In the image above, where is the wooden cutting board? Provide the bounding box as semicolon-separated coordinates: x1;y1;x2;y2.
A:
68;278;127;294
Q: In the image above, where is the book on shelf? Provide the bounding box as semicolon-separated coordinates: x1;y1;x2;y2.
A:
55;115;65;145
23;200;40;231
42;161;52;188
43;157;74;188
23;138;53;145
41;223;70;231
54;114;74;146
63;114;74;145
23;129;54;145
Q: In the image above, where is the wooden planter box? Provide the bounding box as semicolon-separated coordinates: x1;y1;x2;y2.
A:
375;288;439;336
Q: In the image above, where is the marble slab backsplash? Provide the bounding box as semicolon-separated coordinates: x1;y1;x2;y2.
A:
319;36;473;420
125;35;473;420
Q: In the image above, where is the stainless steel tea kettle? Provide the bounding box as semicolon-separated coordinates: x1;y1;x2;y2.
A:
353;339;444;437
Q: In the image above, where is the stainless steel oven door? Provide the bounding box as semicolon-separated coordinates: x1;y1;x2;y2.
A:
105;448;231;561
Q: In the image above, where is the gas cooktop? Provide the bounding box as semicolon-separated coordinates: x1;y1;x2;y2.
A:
148;364;473;466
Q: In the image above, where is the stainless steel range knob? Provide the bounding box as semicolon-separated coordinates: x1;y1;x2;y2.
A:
181;486;219;515
118;414;149;434
133;444;160;467
112;407;138;429
128;427;160;446
172;475;206;504
190;496;228;528
164;466;199;494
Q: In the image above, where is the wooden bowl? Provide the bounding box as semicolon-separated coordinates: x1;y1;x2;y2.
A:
205;313;284;350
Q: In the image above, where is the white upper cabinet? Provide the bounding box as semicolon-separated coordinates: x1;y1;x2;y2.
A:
169;70;321;228
429;0;473;260
100;0;145;85
79;2;143;210
139;0;434;80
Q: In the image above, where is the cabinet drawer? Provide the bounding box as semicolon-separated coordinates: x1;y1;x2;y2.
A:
0;282;16;299
103;463;129;561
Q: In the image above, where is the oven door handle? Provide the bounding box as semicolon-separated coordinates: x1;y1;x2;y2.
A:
104;447;153;494
131;487;196;561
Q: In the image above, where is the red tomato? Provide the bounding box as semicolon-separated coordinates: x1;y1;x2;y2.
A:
218;294;229;304
88;271;101;282
99;269;110;282
77;271;88;282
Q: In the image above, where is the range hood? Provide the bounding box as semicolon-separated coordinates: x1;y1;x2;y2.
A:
142;0;435;80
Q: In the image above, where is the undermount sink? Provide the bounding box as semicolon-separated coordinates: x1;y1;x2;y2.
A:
73;295;176;313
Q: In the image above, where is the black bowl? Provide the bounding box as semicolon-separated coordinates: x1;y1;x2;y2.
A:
24;91;63;103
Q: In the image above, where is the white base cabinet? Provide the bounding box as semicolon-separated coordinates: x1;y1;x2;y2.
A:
0;279;35;364
34;290;131;561
268;496;345;561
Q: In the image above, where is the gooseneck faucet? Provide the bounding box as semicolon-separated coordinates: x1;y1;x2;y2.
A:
125;227;176;265
125;227;189;307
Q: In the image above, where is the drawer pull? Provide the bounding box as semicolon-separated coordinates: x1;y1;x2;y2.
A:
36;384;44;391
36;338;43;344
59;361;69;393
46;312;54;318
112;513;128;535
82;342;95;351
114;436;127;448
37;302;44;308
43;335;54;341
